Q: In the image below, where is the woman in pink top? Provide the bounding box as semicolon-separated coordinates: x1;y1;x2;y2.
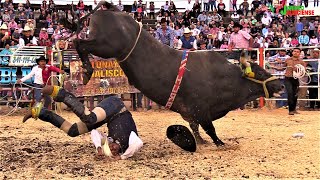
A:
8;19;18;32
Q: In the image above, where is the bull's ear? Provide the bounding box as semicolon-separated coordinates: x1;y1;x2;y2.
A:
166;125;197;152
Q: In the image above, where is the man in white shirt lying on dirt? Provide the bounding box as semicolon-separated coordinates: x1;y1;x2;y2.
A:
23;85;143;160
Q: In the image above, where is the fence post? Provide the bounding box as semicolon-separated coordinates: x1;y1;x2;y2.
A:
259;47;265;107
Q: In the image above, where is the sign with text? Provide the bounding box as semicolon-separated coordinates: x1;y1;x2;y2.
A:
64;58;139;97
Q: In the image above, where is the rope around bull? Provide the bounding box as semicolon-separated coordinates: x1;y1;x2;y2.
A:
0;74;66;117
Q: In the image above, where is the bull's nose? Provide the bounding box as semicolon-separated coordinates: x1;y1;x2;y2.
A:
281;85;285;90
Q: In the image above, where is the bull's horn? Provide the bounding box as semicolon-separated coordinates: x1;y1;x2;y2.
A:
22;112;33;123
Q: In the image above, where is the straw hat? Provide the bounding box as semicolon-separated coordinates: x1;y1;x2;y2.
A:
0;24;8;30
184;28;191;34
23;26;32;31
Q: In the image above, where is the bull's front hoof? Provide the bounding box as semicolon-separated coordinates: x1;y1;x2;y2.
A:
82;65;93;85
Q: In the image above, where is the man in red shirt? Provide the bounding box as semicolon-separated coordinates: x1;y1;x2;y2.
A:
17;56;64;108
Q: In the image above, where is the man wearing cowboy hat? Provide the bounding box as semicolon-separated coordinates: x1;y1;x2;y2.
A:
17;56;64;108
0;23;11;48
22;86;143;160
18;26;37;47
177;27;197;51
228;22;253;76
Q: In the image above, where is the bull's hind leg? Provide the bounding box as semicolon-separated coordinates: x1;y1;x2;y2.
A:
73;39;96;85
200;120;224;146
182;117;207;144
189;122;208;144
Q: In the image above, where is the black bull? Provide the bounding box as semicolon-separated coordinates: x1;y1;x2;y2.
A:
69;2;283;148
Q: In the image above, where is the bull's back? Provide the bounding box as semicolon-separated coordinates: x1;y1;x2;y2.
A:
173;51;243;119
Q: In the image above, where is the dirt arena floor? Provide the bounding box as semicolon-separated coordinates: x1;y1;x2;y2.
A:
0;106;319;179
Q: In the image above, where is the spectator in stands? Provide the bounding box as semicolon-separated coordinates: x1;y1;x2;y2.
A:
2;0;10;10
76;0;85;15
155;18;174;48
296;19;304;36
261;13;271;26
8;19;17;34
203;0;209;12
38;10;47;28
251;0;260;16
169;1;177;14
186;0;194;12
182;11;191;27
156;12;163;23
0;24;11;48
0;42;12;65
9;10;15;21
290;36;299;47
190;24;200;38
19;26;37;47
231;0;237;11
239;0;249;16
149;2;155;19
307;48;319;110
2;10;10;22
177;28;197;51
315;0;319;6
198;39;207;50
231;12;240;22
212;11;222;23
39;28;49;46
117;0;123;11
25;19;35;35
48;0;55;14
309;35;319;46
220;40;228;49
197;11;207;23
11;28;20;44
209;0;217;12
298;30;310;47
217;0;226;17
131;1;137;15
192;0;201;18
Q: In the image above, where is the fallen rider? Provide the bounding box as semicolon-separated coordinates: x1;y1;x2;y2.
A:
23;86;143;160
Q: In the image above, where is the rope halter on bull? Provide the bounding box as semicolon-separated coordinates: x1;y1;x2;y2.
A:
239;51;279;99
117;21;143;63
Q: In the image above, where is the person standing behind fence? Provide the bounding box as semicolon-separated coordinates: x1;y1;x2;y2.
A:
280;48;307;115
228;22;253;73
155;18;174;48
269;49;290;108
307;48;319;110
17;56;64;109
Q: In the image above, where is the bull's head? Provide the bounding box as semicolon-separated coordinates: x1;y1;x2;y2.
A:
240;57;284;98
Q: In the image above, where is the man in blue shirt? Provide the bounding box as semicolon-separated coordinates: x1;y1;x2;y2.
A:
155;18;174;48
298;30;310;46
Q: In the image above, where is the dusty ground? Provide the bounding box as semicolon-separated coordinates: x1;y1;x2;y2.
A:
0;107;319;179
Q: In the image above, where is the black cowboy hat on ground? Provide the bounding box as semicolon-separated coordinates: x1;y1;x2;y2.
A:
36;56;49;64
166;125;196;152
